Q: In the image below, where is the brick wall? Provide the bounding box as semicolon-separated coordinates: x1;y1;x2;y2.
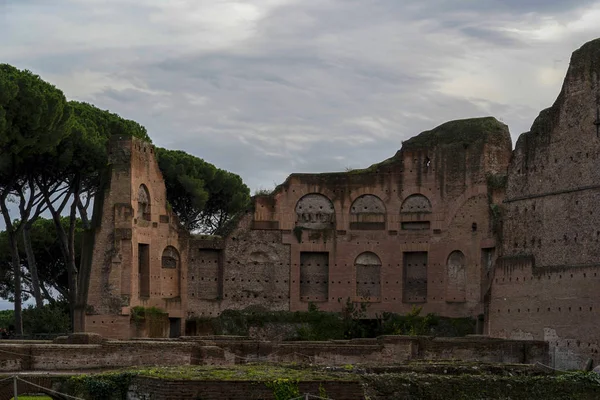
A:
83;136;189;339
0;336;547;372
185;117;511;321
128;378;365;400
488;39;600;370
187;215;291;319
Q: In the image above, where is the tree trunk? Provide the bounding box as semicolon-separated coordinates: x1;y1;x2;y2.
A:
22;223;44;308
67;182;80;332
8;231;23;335
77;196;91;230
0;193;23;335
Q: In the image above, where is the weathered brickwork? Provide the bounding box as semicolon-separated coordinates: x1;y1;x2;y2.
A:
187;215;291;319
232;118;512;319
0;336;547;373
81;136;189;339
79;38;600;370
487;39;600;369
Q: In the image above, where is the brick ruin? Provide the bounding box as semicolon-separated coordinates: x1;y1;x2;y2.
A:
80;38;600;369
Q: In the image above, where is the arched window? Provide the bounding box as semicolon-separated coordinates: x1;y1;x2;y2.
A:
400;194;432;230
355;252;381;300
162;246;180;269
350;195;386;230
295;193;335;229
446;250;466;303
138;184;151;221
400;194;432;213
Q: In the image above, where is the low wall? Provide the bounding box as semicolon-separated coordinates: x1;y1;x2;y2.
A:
0;341;194;372
128;377;364;400
0;335;548;372
192;335;547;367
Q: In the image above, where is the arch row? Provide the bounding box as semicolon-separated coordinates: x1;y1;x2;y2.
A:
295;192;434;231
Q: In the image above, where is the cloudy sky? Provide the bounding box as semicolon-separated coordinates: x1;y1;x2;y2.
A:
2;0;600;194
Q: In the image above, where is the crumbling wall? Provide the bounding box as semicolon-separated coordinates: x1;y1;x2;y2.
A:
489;38;600;370
242;116;511;319
83;136;189;339
187;214;291;320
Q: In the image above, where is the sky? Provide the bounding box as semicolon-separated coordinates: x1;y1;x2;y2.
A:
2;1;600;192
0;2;599;311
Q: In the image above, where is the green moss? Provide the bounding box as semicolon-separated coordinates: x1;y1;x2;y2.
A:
130;306;166;329
402;117;508;150
486;173;508;190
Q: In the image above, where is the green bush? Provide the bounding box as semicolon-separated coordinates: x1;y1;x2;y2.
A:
22;302;71;334
189;301;475;341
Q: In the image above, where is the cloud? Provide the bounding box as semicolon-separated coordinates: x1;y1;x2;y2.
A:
2;0;600;196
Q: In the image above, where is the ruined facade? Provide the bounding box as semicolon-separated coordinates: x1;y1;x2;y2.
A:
487;38;600;369
82;38;600;369
186;117;511;323
84;137;189;339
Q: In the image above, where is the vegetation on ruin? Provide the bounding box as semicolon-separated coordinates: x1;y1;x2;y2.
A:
57;364;600;400
65;371;135;400
485;172;508;190
362;370;600;400
401;117;509;150
124;364;359;381
192;302;475;340
130;306;166;330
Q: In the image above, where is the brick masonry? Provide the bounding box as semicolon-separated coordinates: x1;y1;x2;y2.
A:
487;38;600;370
77;37;600;371
82;136;190;339
0;335;547;373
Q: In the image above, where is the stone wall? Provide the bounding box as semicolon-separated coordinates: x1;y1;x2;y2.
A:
488;39;600;370
185;117;511;321
243;117;511;319
0;335;547;372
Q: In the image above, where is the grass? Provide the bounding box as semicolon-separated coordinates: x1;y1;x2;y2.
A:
12;396;53;400
126;364;359;382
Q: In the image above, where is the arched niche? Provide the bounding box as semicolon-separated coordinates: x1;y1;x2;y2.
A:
162;246;180;269
401;194;432;213
446;250;466;303
355;252;381;300
350;195;386;230
295;193;335;229
138;184;151;221
161;246;181;298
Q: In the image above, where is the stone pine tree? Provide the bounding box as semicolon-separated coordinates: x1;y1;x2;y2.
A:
36;101;150;331
0;64;71;334
156;148;251;234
